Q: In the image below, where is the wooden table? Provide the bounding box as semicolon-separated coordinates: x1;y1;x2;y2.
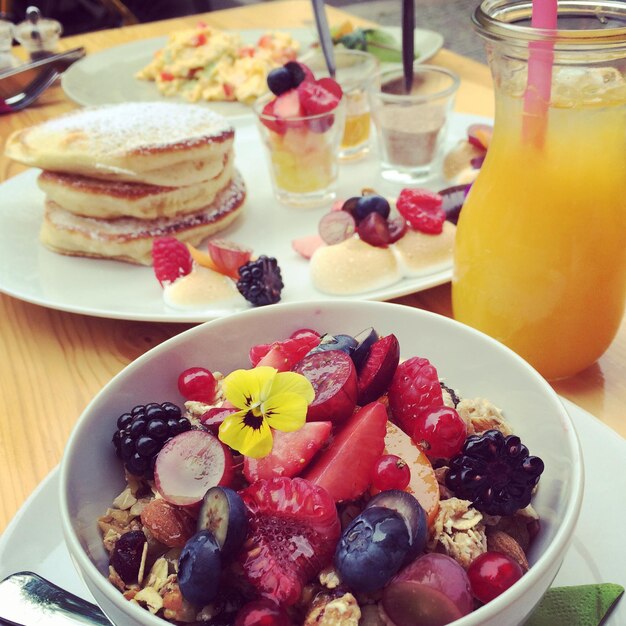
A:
0;0;624;535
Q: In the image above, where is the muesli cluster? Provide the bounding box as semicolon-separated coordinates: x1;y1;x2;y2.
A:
99;327;544;625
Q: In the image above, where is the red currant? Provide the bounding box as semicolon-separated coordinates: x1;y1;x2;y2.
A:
177;367;217;403
412;405;467;459
371;454;411;491
467;551;523;603
234;598;291;626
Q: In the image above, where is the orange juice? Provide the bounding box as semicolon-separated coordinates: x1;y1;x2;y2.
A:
341;110;370;151
453;92;626;379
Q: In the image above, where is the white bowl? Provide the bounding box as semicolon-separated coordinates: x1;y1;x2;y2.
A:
59;300;583;626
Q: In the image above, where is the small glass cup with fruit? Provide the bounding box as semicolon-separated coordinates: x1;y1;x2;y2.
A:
254;61;346;208
303;49;379;160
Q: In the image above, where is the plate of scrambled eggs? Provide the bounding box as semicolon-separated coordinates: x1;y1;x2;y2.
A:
62;25;443;117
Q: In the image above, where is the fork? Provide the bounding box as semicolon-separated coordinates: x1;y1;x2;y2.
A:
0;571;111;625
0;68;60;114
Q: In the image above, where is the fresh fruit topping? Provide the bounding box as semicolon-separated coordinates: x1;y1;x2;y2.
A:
388;356;443;437
285;60;313;84
177;367;218;404
371;454;411;491
366;490;428;564
291;327;321;339
207;239;253;279
234;598;292;626
237;255;284;307
243;421;332;482
307;333;358;357
178;530;221;606
354;194;391;223
303;401;387;501
446;429;544;516
387;214;409;243
112;402;190;479
273;88;305;119
152;237;193;286
438;184;471;225
251;333;321;370
351;327;379;370
396;188;446;234
467;551;523;604
383;421;440;525
383;553;473;625
261;98;286;134
297;79;342;116
154;430;234;505
238;477;341;605
140;498;196;548
467;123;493;150
186;242;219;271
292;234;324;259
110;530;147;584
268;66;297;96
317;76;343;99
413;405;467;460
318;210;356;245
341;196;361;219
292;350;357;423
335;506;411;593
196;486;248;559
357;211;391;247
200;406;237;435
356;334;400;405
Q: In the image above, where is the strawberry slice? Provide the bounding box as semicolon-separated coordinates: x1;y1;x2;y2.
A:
250;334;321;370
317;77;343;100
239;477;341;605
302;401;388;502
274;88;305;119
243;421;332;482
297;80;341;116
292;234;324;259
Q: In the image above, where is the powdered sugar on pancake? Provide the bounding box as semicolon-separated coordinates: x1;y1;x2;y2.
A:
42;102;234;155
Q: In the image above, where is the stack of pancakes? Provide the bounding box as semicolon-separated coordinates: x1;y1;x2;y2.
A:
4;102;246;265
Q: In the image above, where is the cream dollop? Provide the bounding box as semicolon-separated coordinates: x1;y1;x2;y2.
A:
310;222;456;295
163;265;246;310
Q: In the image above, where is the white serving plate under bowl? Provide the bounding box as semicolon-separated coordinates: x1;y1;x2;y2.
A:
59;300;583;626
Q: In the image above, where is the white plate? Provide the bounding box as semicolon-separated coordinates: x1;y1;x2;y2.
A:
61;26;444;114
0;398;623;623
0;112;478;323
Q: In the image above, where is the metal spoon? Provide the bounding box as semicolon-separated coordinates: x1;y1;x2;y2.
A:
0;572;110;626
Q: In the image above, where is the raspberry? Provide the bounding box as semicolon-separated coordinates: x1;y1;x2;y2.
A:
152;237;193;286
387;357;443;437
396;188;446;234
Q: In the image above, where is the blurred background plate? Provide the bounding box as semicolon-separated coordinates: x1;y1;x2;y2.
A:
61;26;443;115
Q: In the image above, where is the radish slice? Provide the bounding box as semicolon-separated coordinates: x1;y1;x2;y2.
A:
155;430;233;505
318;211;356;245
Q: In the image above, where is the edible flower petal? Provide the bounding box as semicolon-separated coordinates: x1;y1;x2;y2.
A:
218;366;314;458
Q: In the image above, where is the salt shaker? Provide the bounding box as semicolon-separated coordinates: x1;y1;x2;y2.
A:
0;20;20;72
14;6;62;61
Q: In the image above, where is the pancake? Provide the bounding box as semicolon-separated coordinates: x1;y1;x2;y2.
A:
40;173;246;265
37;153;235;219
5;102;235;186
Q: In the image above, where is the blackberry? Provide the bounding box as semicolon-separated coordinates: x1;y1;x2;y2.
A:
236;255;284;306
445;429;544;516
110;530;147;584
112;402;190;479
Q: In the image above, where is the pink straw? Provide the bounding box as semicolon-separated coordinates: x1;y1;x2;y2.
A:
522;0;558;147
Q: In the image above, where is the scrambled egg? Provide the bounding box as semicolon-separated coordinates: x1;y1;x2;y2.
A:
136;24;299;104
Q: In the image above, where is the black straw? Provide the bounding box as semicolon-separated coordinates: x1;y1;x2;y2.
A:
402;0;415;93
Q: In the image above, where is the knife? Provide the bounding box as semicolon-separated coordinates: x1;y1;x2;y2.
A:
0;47;85;100
311;0;336;78
402;0;415;93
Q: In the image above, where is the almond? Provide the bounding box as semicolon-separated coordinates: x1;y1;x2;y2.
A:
486;529;529;572
140;499;195;548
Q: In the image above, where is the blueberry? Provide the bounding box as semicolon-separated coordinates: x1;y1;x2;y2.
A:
366;490;428;564
267;66;293;96
351;327;379;371
284;61;306;87
197;486;248;559
354;195;391;223
178;530;221;606
110;530;146;584
308;334;358;357
334;506;411;593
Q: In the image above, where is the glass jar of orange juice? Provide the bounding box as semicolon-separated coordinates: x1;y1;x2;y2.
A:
453;0;626;380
